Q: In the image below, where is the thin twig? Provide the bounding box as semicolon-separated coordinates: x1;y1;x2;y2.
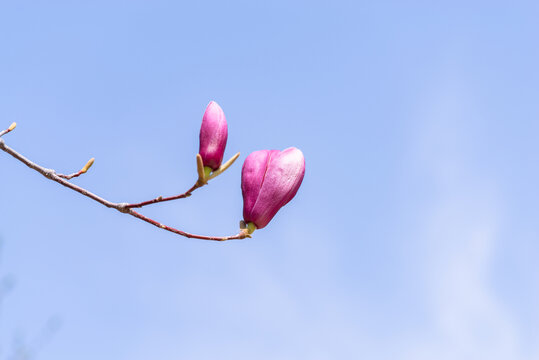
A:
57;158;95;180
0;126;249;241
125;152;240;209
129;210;247;241
126;183;199;209
0;122;16;137
57;171;84;180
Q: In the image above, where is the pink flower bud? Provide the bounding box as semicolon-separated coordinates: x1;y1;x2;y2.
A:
241;147;305;229
199;101;228;171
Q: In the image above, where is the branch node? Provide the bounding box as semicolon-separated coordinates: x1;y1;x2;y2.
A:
117;203;131;213
43;169;55;179
238;229;252;239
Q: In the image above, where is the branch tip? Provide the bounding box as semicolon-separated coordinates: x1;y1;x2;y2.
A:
81;158;95;173
0;122;17;137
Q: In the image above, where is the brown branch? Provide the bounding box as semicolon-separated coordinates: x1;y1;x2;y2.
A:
126;183;200;209
125;152;240;209
57;158;95;179
129;210;248;241
0;126;249;242
124;154;206;208
0;122;16;137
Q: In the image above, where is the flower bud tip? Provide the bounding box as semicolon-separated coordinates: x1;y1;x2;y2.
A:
81;158;95;173
199;101;228;171
241;148;305;229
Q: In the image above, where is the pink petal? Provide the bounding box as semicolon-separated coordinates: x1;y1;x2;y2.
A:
199;101;228;170
242;147;305;229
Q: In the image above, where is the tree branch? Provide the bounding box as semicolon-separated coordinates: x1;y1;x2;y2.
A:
0;125;249;241
57;158;95;179
125;153;240;209
125;183;199;209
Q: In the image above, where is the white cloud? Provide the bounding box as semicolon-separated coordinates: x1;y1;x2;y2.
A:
401;72;523;360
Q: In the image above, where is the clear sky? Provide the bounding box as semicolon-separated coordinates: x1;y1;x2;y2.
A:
1;1;538;359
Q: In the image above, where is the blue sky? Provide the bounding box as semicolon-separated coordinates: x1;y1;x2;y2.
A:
1;1;538;359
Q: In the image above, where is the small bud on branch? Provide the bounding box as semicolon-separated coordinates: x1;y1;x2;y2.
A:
57;157;95;180
81;158;95;173
0;122;17;137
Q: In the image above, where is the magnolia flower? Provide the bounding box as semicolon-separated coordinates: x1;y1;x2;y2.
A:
199;101;228;172
241;147;305;232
